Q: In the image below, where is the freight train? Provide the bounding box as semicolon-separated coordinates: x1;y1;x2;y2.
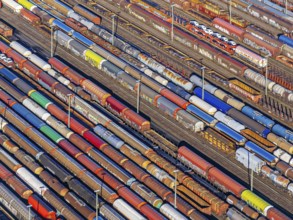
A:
101;0;293;100
177;146;292;220
1;1;290;218
12;0;293;149
271;0;293;11
0;46;220;218
211;18;293;71
123;0;293;90
199;0;293;36
8;36;293;171
11;0;293;147
9;0;293;102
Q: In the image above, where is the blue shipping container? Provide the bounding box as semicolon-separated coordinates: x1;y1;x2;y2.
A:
12;103;46;129
279;35;293;48
215;122;246;145
272;124;293;144
0;68;18;82
194;87;232;113
72;32;95;47
52;19;73;35
245;141;277;164
241;106;275;129
187;104;217;126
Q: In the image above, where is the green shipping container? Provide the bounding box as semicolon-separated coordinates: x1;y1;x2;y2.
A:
17;0;35;10
29;91;52;109
84;49;105;69
40;125;63;143
241;190;272;216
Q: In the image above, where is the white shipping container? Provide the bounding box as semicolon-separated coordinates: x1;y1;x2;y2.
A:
113;199;146;220
93;124;124;149
2;0;23;13
288;183;293;195
23;98;50;120
272;84;286;97
16;167;47;195
214;111;245;132
160;204;188;220
48;69;70;86
10;41;32;57
162;69;193;91
190;75;217;94
274;148;292;163
0;118;8;130
138;54;165;74
144;69;168;86
189;95;217;115
236;148;266;173
28;54;51;71
67;11;94;29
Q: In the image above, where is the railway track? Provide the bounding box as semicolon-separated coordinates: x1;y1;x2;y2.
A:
205;0;283;37
69;1;293;126
145;0;293;79
2;8;293;216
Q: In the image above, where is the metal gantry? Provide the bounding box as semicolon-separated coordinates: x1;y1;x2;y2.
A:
171;4;175;42
67;94;72;128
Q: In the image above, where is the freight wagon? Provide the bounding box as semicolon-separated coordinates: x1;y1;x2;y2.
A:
0;20;13;37
116;0;293;95
178;146;291;220
208;0;293;35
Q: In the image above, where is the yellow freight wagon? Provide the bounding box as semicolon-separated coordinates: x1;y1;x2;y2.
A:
84;49;105;69
241;190;272;216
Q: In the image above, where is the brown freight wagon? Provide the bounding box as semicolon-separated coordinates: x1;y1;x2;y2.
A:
0;20;13;37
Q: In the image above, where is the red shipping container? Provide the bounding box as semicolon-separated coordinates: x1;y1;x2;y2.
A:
105;96;127;115
0;164;13;181
160;88;189;109
123;109;150;132
48;58;68;73
212;18;245;40
81;80;110;106
98;145;126;164
20;8;40;25
22;61;42;78
52;83;72;102
117;187;147;209
83;130;107;149
47;104;67;122
140;204;166;220
143;176;171;199
69;134;93;153
0;90;16;107
58;139;82;158
122;160;149;181
208;167;246;197
178;146;213;177
96;170;124;190
6;175;33;199
48;58;84;85
28;194;57;220
76;154;102;174
267;207;291;220
0;41;10;52
38;72;57;88
5;49;27;68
